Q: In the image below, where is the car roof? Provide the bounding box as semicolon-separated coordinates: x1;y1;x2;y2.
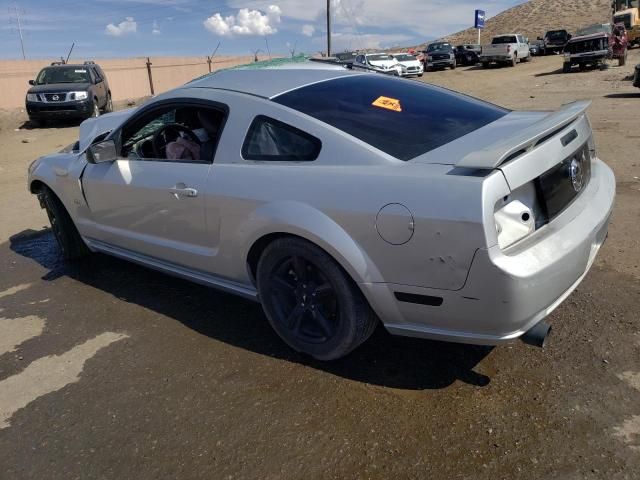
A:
184;67;361;99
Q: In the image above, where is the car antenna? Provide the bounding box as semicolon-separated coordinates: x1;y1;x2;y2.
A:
65;42;75;64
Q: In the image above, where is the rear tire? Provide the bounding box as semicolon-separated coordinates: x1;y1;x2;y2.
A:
481;61;490;68
510;54;517;67
40;186;89;261
257;237;377;361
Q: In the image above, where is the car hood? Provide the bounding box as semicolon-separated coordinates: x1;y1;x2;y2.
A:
568;32;608;43
28;82;91;94
368;59;399;68
412;100;591;169
397;59;422;67
78;107;137;152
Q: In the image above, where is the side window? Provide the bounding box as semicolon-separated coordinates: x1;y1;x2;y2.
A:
92;67;102;83
87;68;96;84
242;115;321;162
120;104;226;163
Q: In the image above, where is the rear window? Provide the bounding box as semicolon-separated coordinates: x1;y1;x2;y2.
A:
492;36;517;44
272;75;508;161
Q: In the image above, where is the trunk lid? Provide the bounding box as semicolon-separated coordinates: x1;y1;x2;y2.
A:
413;100;593;189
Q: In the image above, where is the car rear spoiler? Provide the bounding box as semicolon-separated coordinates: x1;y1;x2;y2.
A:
456;100;591;169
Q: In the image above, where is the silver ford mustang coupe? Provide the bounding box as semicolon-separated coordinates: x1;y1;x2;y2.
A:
27;65;615;360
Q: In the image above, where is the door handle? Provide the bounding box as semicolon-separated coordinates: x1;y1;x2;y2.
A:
169;187;198;198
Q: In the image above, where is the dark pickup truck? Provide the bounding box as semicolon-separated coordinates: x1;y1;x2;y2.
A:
25;61;112;127
539;29;572;54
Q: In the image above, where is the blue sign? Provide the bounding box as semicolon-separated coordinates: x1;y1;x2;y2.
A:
475;9;486;29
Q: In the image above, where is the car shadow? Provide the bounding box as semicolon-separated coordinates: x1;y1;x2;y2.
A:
18;119;84;130
605;92;640;98
8;229;494;391
534;68;566;77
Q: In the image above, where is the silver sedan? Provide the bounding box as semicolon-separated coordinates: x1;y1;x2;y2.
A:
27;66;615;360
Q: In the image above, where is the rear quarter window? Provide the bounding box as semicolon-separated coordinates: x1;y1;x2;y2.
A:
242;115;321;161
273;75;507;161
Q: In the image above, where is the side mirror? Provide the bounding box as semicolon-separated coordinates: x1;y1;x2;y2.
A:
567;34;572;39
537;36;543;40
28;79;35;86
87;139;118;164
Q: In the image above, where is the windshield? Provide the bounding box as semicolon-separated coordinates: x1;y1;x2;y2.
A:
368;54;393;61
427;43;452;52
273;75;508;161
393;54;415;61
36;67;91;85
492;36;517;44
576;24;611;36
614;14;633;29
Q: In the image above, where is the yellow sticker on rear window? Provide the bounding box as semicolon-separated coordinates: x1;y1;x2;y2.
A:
372;96;402;112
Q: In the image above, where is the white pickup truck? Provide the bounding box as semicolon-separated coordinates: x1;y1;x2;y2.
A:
480;34;531;67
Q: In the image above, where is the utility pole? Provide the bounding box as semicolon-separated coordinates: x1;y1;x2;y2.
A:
11;3;26;60
326;0;331;57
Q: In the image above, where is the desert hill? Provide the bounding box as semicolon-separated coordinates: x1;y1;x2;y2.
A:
427;0;612;47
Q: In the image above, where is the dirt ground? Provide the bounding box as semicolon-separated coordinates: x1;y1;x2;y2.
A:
0;53;639;480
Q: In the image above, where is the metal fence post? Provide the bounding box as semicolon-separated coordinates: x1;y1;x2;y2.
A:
146;57;155;96
207;56;212;73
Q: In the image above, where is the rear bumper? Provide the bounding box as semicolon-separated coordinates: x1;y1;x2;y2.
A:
364;158;615;345
479;55;512;63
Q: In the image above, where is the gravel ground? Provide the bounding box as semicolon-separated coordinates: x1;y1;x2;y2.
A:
0;52;639;480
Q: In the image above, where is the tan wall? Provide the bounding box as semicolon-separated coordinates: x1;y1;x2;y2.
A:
0;56;253;110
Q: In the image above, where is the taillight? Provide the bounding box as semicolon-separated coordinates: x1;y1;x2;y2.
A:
507;45;512;53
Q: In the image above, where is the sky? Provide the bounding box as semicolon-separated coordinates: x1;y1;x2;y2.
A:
0;0;527;60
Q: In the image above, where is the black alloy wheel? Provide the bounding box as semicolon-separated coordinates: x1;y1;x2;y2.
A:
269;255;339;344
257;237;378;360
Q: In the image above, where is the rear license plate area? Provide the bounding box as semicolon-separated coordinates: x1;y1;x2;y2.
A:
535;144;591;221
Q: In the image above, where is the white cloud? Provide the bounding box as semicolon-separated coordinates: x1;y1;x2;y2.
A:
152;20;161;35
313;32;413;51
301;24;315;37
229;0;520;37
204;5;281;37
105;17;137;37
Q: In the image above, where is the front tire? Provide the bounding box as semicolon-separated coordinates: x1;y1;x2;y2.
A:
103;93;113;113
257;237;377;361
450;60;456;70
563;62;572;73
91;99;100;118
40;186;89;261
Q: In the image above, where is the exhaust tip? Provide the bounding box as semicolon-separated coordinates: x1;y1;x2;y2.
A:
521;321;551;348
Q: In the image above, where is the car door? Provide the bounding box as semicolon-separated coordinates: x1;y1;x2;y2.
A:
517;35;529;57
80;100;226;271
